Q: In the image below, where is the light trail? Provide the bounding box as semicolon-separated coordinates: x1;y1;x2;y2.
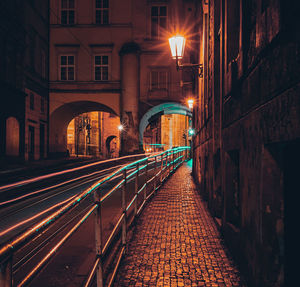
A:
0;195;76;238
0;163;135;240
0;154;148;192
17;204;97;287
0;163;124;206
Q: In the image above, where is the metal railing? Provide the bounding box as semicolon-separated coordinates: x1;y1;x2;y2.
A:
0;146;190;287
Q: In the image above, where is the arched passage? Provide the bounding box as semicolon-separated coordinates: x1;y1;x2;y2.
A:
50;101;118;156
106;135;117;157
139;102;192;146
6;117;20;157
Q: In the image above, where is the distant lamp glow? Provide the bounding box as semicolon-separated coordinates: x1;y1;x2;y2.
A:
187;99;194;109
188;128;195;136
118;124;124;131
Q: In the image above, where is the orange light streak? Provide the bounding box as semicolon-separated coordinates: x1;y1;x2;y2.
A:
0;154;146;192
0;195;76;237
0;164;123;206
0;161;128;258
17;204;97;287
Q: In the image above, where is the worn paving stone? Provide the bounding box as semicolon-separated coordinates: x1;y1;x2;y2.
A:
113;162;247;287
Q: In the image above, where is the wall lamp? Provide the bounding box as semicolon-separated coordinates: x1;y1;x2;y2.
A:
169;35;203;78
188;128;195;136
187;98;194;110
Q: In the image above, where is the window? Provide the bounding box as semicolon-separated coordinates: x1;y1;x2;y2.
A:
30;93;34;110
41;97;45;113
30;35;36;70
61;0;75;25
60;55;75;81
227;0;239;64
151;5;167;39
41;50;46;79
150;70;168;90
94;55;109;81
96;0;109;24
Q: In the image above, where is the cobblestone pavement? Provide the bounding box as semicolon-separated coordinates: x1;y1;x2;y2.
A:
114;161;247;287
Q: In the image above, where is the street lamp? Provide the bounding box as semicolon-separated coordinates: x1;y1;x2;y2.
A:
118;124;124;131
187;98;194;110
188;128;195;136
168;35;203;77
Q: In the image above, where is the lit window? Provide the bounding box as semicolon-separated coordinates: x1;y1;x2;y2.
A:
151;5;167;39
61;0;75;25
150;70;168;90
94;55;109;81
95;0;109;24
60;55;75;81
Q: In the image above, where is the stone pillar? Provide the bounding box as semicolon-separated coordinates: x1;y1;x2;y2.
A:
119;42;141;155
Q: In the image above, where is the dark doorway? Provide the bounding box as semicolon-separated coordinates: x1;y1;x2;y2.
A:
106;135;117;158
40;123;45;159
28;125;35;160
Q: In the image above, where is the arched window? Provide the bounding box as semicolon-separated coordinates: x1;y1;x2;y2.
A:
6;117;20;156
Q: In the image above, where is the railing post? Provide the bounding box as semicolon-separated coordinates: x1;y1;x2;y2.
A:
173;150;175;171
0;258;12;287
122;169;127;247
168;151;171;175
94;190;103;287
134;163;139;216
160;154;163;183
165;152;168;177
144;159;148;201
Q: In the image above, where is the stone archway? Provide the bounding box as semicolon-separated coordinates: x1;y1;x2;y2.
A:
139;102;192;146
49;101;118;156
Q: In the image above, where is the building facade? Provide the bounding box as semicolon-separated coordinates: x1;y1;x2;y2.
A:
49;0;197;157
192;0;299;286
0;0;49;162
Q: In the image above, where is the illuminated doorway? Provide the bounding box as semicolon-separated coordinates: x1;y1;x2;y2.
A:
67;111;120;158
143;114;189;152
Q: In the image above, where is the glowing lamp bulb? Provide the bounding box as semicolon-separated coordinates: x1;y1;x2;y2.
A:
169;35;186;60
187;99;194;109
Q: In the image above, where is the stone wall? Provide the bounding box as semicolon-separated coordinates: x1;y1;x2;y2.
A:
192;0;299;286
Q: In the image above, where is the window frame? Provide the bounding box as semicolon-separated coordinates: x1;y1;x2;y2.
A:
94;54;110;81
150;5;168;40
29;93;35;110
95;0;109;25
41;97;45;113
59;55;75;81
150;69;169;91
60;0;76;25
